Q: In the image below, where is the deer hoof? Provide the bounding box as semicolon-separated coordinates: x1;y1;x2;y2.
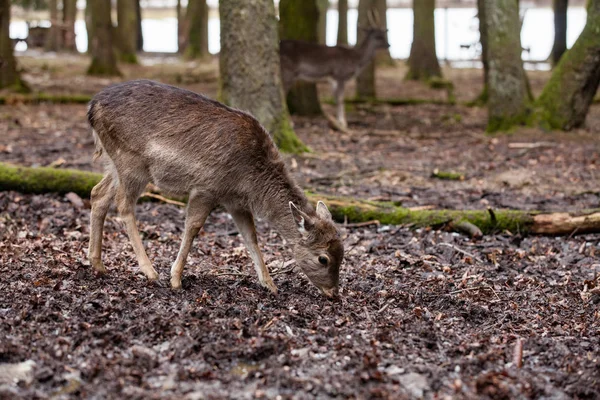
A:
143;267;159;281
91;259;107;274
261;278;278;295
170;277;182;290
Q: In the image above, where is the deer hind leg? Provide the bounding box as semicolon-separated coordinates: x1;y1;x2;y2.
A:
334;80;347;128
228;208;277;294
170;194;212;290
115;175;159;281
88;172;117;274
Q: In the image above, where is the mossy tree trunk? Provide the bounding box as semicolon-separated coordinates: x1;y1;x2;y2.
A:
183;0;209;59
279;0;323;116
219;0;307;153
62;0;77;52
45;0;61;51
4;162;600;237
356;0;376;98
87;0;120;76
317;0;328;45
485;0;530;132
473;0;489;104
552;0;568;65
135;0;143;51
0;0;21;89
337;0;348;45
535;0;600;130
117;0;138;63
406;0;441;81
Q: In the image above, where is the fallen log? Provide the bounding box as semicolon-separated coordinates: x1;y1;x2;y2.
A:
2;162;600;236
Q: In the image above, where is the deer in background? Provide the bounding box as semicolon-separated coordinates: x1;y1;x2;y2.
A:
87;80;343;297
280;12;390;129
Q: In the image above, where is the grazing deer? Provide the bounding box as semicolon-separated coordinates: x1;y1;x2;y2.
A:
87;80;343;297
280;18;389;128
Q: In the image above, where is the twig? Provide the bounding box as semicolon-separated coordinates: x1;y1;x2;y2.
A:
377;298;395;313
450;220;483;239
344;220;381;228
213;272;251;278
437;242;484;264
141;192;186;207
487;207;497;224
513;338;524;368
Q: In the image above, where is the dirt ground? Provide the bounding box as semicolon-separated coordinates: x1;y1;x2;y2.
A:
0;54;599;399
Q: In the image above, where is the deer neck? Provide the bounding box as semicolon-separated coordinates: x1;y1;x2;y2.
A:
251;171;311;245
356;38;379;71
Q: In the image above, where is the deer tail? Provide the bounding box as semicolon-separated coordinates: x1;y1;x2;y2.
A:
87;100;104;161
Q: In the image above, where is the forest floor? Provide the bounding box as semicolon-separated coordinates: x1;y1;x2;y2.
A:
0;54;599;399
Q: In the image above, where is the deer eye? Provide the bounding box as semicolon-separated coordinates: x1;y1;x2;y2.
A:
318;256;329;265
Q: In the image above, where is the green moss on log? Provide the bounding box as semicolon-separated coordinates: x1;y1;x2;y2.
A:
0;163;102;198
0;93;92;105
5;163;600;236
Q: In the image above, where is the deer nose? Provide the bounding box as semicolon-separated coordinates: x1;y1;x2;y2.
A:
321;286;339;298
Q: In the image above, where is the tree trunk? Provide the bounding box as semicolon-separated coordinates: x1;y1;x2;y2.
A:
117;0;138;63
87;0;120;76
177;0;184;52
279;0;323;116
45;0;61;51
62;0;77;52
406;0;441;81
0;0;21;89
219;0;307;153
136;0;143;52
337;0;348;45
473;0;489;104
551;0;568;65
374;0;393;65
85;1;93;54
317;0;328;45
183;0;209;59
536;0;600;130
356;0;377;98
485;0;530;132
4;162;600;237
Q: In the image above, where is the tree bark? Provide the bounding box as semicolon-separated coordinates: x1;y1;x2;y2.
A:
136;0;143;52
317;0;328;45
4;162;600;237
279;0;323;116
183;0;209;59
356;0;376;98
62;0;77;52
0;0;21;89
406;0;441;81
85;0;93;54
536;0;600;130
177;0;184;52
485;0;530;132
45;0;61;51
552;0;568;65
87;0;120;76
337;0;348;46
374;0;393;65
473;0;489;104
117;0;138;63
219;0;307;153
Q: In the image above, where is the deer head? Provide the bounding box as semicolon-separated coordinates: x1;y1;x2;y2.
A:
289;201;344;297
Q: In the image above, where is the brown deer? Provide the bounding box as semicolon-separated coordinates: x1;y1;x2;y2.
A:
280;22;389;128
87;80;343;297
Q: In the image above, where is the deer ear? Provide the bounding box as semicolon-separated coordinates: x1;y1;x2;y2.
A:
316;201;332;221
289;202;314;236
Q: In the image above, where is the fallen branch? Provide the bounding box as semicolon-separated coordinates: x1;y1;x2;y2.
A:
3;162;600;236
140;192;186;207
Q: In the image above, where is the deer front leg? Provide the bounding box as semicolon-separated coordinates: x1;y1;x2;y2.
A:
228;208;277;294
170;195;212;290
334;80;347;128
116;183;159;281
